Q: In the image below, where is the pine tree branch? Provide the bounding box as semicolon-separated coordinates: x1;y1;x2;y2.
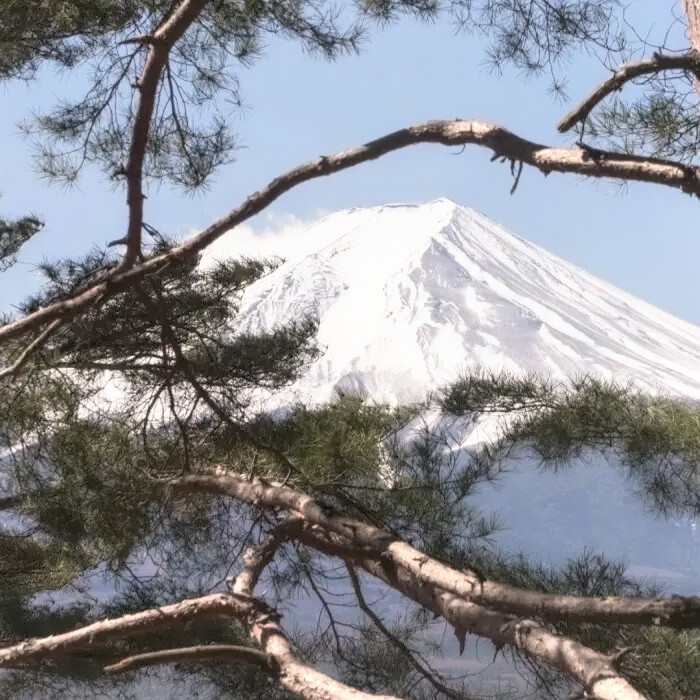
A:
170;473;679;698
0;518;402;700
558;51;700;133
308;530;646;700
173;470;700;631
0;0;211;376
118;0;210;271
104;644;277;674
2;119;699;365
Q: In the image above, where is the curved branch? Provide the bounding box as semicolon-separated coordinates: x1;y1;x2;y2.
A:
558;51;700;133
2;119;699;357
119;0;209;269
174;472;700;630
104;644;277;674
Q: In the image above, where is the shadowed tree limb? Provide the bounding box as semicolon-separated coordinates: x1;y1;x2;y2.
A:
558;51;700;133
1;118;699;363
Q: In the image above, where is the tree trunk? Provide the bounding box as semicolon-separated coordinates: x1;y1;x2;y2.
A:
685;0;700;52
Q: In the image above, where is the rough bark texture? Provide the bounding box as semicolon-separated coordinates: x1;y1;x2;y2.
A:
686;1;700;56
0;595;248;668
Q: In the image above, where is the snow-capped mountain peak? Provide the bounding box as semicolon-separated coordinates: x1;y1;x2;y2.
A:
234;199;700;406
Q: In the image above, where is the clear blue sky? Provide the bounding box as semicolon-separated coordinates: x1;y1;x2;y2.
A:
2;1;698;323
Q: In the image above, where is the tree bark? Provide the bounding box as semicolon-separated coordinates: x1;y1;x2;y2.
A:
685;0;700;92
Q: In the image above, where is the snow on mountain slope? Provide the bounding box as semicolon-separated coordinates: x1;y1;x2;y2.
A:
233;198;700;407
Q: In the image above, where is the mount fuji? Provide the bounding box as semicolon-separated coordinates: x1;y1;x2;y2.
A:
228;198;699;595
233;198;700;409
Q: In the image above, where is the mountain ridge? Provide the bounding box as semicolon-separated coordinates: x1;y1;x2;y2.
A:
233;198;700;408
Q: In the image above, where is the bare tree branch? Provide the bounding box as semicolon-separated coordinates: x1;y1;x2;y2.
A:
558;51;700;133
2;119;699;361
104;644;277;674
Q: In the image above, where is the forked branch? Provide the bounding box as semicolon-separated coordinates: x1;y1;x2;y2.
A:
558;51;700;133
0;523;404;700
174;471;700;630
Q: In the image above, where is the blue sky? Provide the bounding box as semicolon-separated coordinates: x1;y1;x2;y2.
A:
2;1;698;323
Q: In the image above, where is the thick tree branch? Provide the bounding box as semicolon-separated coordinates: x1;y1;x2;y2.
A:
334;535;647;700
2;119;699;361
174;472;700;630
104;644;277;674
558;51;700;133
